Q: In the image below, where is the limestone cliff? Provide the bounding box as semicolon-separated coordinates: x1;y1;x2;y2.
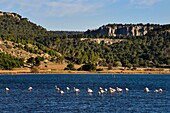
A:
85;24;160;36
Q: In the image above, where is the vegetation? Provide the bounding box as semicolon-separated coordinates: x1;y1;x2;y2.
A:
0;52;24;70
78;63;97;71
27;56;44;66
1;35;61;58
96;68;104;71
0;11;170;70
53;32;170;68
64;63;76;70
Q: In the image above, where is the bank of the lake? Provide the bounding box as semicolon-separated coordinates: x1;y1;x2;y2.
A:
0;68;170;75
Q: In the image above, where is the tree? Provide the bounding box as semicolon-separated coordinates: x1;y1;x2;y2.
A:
78;63;96;71
27;57;34;64
27;56;44;66
34;57;41;66
64;63;76;70
122;60;132;68
0;52;24;70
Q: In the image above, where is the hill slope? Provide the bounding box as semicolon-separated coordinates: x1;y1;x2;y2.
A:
0;11;170;70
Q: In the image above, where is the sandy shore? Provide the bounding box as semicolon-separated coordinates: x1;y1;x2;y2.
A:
0;68;170;75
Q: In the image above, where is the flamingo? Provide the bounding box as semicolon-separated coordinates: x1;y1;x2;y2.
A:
55;86;60;92
28;87;33;92
159;88;163;93
98;91;101;95
116;87;123;93
144;87;150;93
66;87;70;92
125;88;129;93
74;87;80;95
109;87;116;95
98;87;105;95
6;87;9;92
100;89;105;94
5;87;9;94
98;87;105;96
154;89;159;93
105;88;108;93
74;87;80;92
88;88;93;95
98;90;105;96
99;87;103;90
60;90;64;95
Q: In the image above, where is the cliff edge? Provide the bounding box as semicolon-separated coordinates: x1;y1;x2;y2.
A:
85;24;162;36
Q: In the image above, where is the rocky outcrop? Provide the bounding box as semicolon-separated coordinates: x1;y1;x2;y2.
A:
0;11;22;20
85;24;159;36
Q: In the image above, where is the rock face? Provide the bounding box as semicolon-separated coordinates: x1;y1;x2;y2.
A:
85;24;157;36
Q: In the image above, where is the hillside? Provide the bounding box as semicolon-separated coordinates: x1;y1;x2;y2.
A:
0;11;170;71
0;12;47;40
0;39;54;60
0;35;64;70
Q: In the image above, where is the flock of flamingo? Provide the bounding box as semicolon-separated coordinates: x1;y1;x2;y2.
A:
63;86;164;95
51;86;129;95
56;86;163;95
4;86;163;95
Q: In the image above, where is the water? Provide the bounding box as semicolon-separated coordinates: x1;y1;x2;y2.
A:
0;74;170;113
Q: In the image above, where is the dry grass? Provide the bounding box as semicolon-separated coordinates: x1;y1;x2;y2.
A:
0;62;170;74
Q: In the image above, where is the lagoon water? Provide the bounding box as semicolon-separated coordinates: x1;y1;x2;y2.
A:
0;74;170;113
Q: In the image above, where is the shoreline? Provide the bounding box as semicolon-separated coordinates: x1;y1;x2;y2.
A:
0;69;170;75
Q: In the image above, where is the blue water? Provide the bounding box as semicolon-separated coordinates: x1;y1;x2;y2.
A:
0;74;170;113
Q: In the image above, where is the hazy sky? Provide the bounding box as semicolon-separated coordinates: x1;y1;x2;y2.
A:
0;0;169;31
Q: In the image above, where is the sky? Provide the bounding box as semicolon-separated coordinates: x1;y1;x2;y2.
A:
0;0;169;31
